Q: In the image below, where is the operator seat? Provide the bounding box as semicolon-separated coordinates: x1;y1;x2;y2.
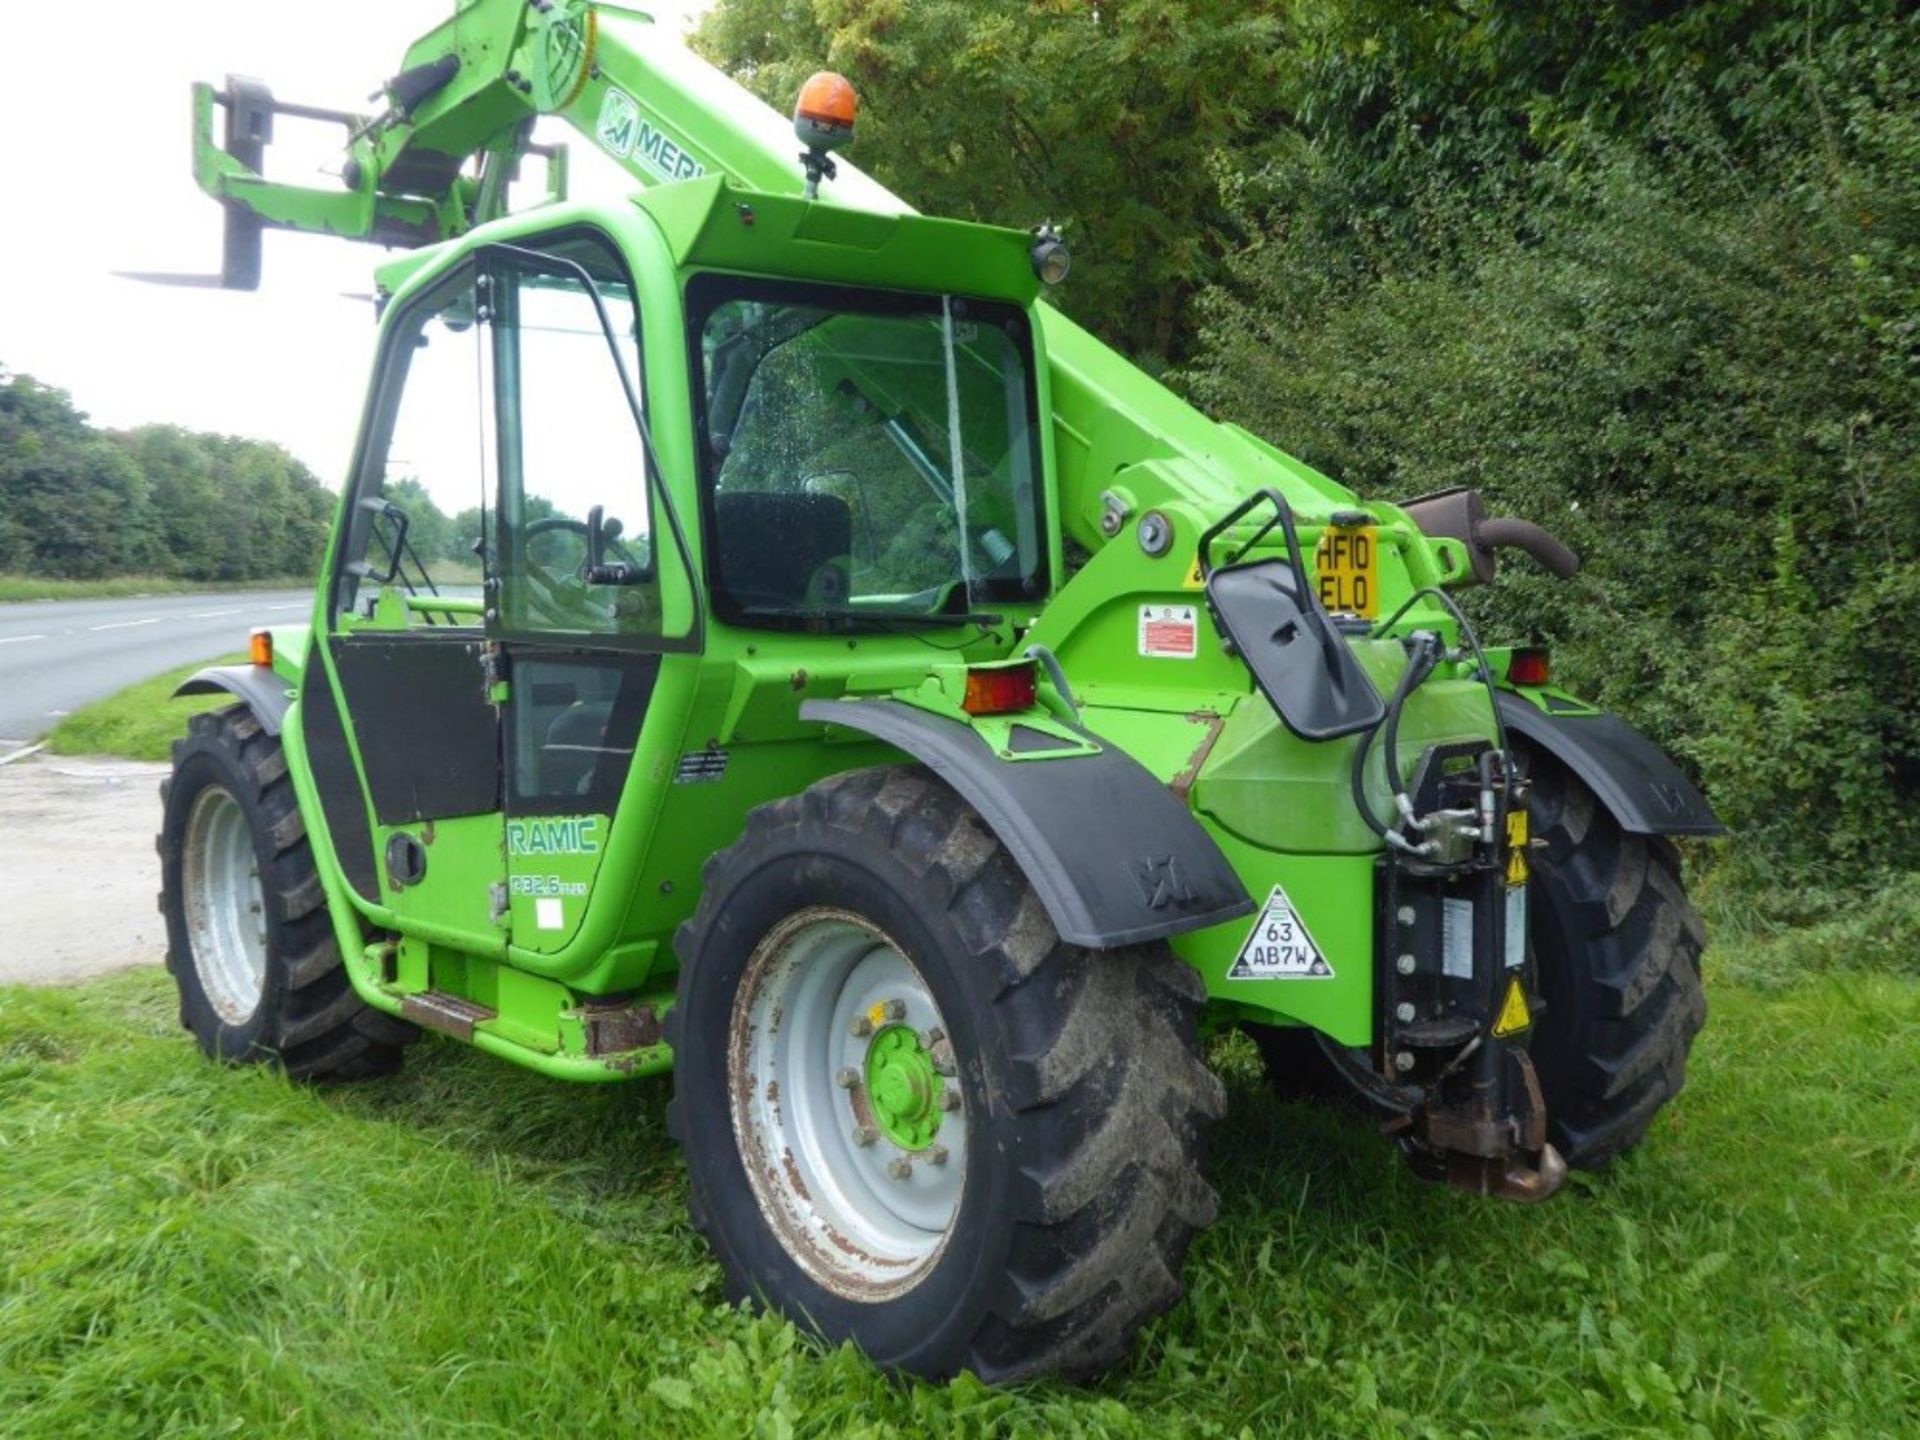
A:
713;490;852;608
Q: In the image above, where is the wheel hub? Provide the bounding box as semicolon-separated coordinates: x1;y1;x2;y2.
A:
865;1025;945;1150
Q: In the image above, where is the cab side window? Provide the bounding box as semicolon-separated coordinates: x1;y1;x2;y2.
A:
495;241;658;639
337;275;489;628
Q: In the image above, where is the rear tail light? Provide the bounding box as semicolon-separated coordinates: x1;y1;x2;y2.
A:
249;629;274;668
1507;647;1550;687
962;663;1037;716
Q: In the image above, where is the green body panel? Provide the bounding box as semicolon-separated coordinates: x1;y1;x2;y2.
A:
191;1;1551;1081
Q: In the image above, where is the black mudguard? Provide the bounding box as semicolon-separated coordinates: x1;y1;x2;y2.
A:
175;664;295;736
1497;693;1724;837
800;699;1254;949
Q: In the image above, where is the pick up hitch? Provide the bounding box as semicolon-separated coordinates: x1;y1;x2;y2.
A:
1390;1047;1568;1204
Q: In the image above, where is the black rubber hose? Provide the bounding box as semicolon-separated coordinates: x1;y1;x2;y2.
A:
1350;636;1435;842
1382;633;1441;802
1478;517;1581;579
1371;587;1517;807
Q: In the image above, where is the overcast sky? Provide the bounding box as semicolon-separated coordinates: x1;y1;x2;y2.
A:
0;1;705;487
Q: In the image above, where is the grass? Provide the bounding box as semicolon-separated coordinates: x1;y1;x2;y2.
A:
1;956;1914;1438
45;656;248;763
0;574;313;603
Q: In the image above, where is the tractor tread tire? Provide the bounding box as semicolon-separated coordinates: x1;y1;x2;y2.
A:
1525;752;1707;1169
159;703;417;1080
668;764;1222;1384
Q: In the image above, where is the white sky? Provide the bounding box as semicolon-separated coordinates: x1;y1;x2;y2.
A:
0;1;705;487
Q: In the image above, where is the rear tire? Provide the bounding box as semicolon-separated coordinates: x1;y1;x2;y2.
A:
668;765;1223;1383
1524;752;1708;1168
158;704;416;1079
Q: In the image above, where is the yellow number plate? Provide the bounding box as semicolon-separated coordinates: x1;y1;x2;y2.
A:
1314;524;1379;619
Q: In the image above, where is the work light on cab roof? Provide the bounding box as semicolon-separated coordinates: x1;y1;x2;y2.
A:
794;71;858;199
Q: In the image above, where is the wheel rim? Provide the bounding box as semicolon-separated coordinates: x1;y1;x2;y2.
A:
728;907;967;1302
181;785;268;1026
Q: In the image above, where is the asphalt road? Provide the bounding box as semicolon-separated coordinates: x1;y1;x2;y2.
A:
0;589;312;756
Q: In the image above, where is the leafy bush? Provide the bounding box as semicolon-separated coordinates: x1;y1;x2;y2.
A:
1182;7;1918;899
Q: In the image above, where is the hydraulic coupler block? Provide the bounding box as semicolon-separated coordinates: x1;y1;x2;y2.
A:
1375;745;1564;1201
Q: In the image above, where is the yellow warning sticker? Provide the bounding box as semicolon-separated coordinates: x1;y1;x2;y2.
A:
1492;976;1533;1038
1183;557;1205;590
1505;809;1530;887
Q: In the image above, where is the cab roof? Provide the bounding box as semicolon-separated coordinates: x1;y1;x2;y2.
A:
376;177;1044;309
639;177;1043;306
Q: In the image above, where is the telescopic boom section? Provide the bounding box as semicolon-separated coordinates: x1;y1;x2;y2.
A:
179;0;1381;555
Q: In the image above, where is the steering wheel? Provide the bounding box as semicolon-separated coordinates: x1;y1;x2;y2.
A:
521;515;645;630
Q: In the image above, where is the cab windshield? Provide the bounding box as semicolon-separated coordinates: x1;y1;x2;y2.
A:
692;276;1047;629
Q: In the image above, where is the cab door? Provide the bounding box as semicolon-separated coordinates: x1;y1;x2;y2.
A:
483;229;697;955
301;263;509;953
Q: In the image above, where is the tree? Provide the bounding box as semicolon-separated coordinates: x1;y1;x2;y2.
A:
0;372;156;579
0;370;335;583
696;0;1291;368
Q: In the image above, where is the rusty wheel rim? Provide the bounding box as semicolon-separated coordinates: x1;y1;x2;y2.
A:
727;908;967;1302
181;785;268;1026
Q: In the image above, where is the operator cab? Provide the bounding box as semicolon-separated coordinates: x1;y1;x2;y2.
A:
307;176;1063;962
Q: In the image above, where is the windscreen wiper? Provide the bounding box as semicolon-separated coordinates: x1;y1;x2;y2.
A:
737;605;1004;633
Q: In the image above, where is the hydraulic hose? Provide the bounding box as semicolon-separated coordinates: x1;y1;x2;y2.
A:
1372;586;1517;808
1382;632;1441;803
1350;634;1438;845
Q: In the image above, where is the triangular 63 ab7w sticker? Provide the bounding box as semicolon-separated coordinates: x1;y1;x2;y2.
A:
1229;883;1334;980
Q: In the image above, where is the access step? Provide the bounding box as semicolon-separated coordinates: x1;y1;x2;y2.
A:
400;990;496;1043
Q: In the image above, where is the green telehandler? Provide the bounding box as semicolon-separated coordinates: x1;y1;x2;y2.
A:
152;0;1721;1383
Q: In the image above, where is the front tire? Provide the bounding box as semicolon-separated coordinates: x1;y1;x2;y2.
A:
158;704;416;1079
1525;753;1709;1168
668;765;1223;1383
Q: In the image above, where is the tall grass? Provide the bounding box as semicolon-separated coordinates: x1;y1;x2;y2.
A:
0;575;312;603
2;962;1914;1437
45;658;246;763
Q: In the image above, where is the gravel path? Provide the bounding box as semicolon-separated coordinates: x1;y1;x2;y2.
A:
0;753;169;985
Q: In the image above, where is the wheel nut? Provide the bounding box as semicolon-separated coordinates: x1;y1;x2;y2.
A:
883;998;907;1021
1393;1050;1416;1073
1396;953;1417;976
888;1157;913;1181
849;1015;873;1038
929;1038;957;1076
939;1089;961;1112
927;1144;949;1167
1395;1002;1417;1023
836;1067;861;1089
853;1125;878;1148
924;1025;945;1045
